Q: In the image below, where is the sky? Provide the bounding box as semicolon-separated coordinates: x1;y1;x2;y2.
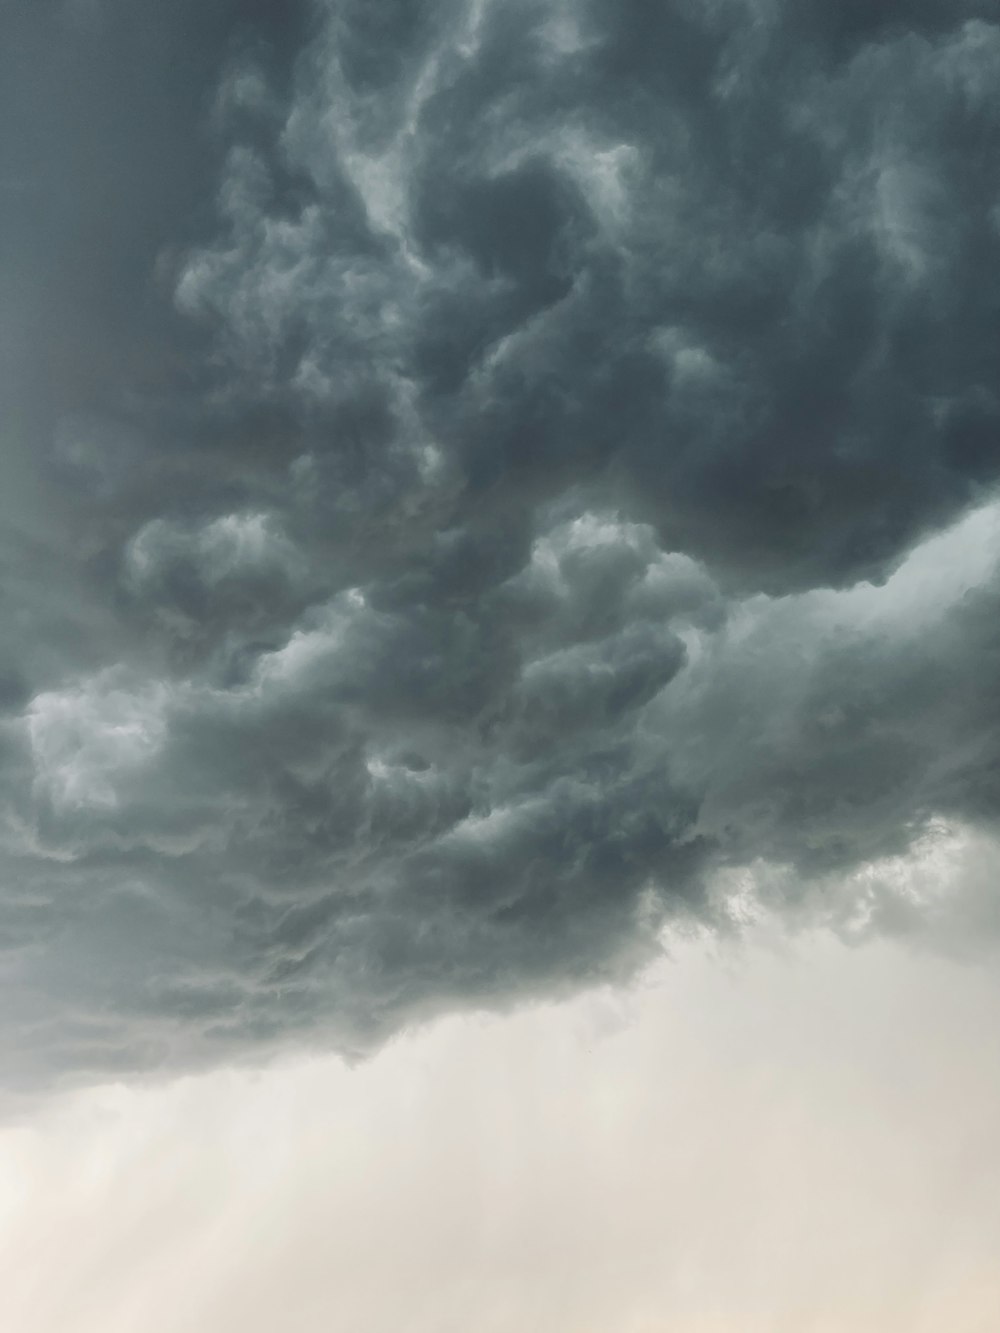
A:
2;1;1000;1328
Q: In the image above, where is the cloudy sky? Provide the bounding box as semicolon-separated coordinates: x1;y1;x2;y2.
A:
2;0;1000;1327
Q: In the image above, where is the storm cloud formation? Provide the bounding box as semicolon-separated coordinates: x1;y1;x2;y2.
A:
3;0;1000;1088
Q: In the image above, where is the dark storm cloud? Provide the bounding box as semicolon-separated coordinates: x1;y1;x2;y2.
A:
3;0;1000;1089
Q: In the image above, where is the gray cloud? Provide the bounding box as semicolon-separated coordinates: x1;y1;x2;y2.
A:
3;0;1000;1091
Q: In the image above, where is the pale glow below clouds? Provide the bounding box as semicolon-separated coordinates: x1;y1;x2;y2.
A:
3;928;1000;1333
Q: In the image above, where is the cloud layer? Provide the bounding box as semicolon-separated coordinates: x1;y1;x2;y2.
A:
3;0;1000;1087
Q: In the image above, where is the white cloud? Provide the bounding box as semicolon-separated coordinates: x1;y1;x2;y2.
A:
26;675;170;811
2;930;1000;1333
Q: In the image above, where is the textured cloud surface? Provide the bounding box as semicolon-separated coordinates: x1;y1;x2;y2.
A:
3;0;1000;1088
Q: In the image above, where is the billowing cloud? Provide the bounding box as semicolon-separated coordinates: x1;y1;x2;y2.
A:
3;0;1000;1090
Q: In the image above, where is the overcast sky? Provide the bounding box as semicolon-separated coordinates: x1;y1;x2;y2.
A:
2;0;1000;1327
